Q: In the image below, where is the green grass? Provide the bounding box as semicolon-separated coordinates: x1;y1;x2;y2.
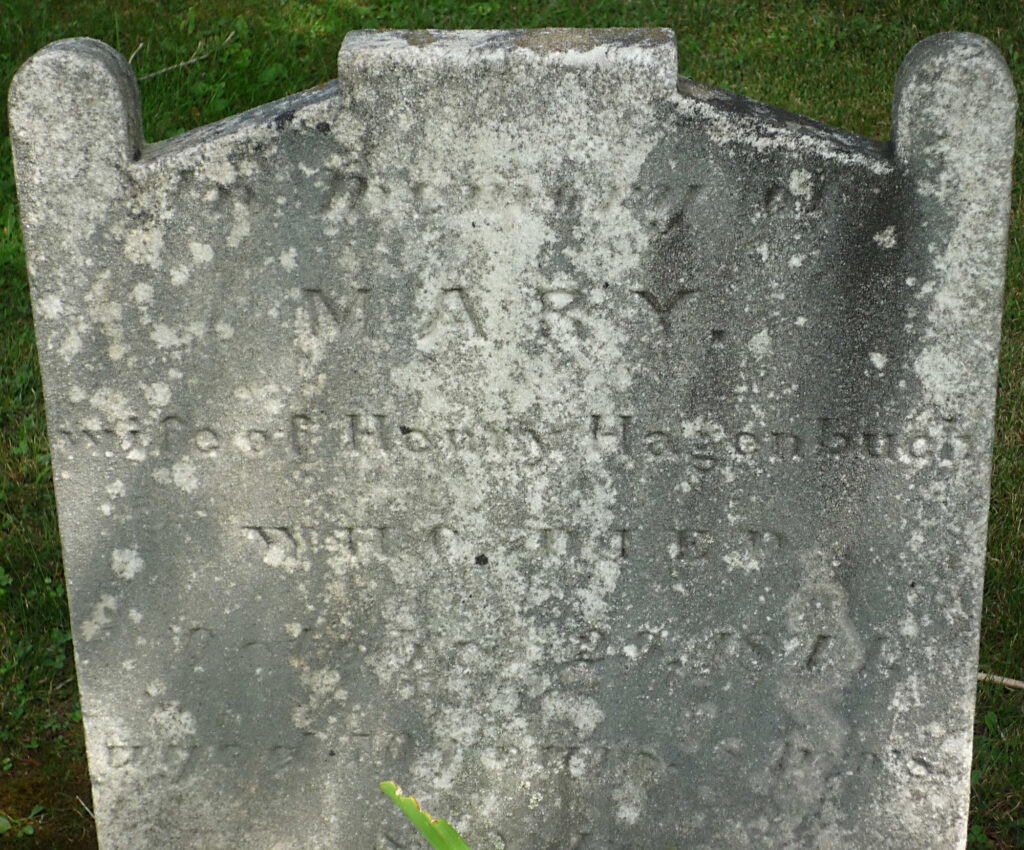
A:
1;1;1022;847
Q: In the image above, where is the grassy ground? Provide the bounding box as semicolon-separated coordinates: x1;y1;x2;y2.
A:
1;1;1022;847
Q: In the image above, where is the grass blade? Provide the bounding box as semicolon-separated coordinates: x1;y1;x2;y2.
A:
380;781;472;850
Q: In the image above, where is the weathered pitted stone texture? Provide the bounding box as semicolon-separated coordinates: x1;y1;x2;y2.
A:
9;28;1015;850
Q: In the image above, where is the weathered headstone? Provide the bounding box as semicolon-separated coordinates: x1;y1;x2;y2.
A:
10;28;1015;850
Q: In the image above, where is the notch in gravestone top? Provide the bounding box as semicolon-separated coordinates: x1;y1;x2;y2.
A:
8;28;1016;850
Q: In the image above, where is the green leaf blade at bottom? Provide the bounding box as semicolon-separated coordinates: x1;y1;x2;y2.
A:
381;781;473;850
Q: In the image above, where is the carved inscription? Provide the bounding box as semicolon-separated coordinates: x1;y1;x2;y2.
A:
103;735;315;780
587;414;974;465
540;289;586;335
631;286;699;331
56;409;975;470
243;520;790;567
301;287;370;337
643;181;708;234
421;287;486;343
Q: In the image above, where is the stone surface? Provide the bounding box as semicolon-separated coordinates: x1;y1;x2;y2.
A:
9;28;1016;850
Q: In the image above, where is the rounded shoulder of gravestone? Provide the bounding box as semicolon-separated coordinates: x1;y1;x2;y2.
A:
9;38;143;182
892;32;1015;177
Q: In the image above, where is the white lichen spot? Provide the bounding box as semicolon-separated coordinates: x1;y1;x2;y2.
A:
227;201;251;248
170;266;190;287
873;225;897;249
748;328;772;359
151;324;186;349
101;503;113;516
913;347;958;407
189;242;214;264
59;329;82;361
124;227;164;269
151;703;197;743
144;382;172;407
900;615;919;637
285;623;303;639
106;480;126;498
309;668;341;697
93;299;122;325
129;609;143;624
233;383;285;415
788;169;813;199
152;468;171;485
171;459;199;493
37;294;63;319
279;247;298;270
133;282;154;304
906;758;929;777
616;801;642;825
794;316;807;327
89;388;132;421
756;242;769;262
112;548;144;580
788;254;806;269
291;706;313;730
232;431;262;453
870;352;888;370
82;595;117;641
541;693;604;736
108;342;128;361
724;551;760;574
205;155;237;186
214;321;235;340
257;534;300;572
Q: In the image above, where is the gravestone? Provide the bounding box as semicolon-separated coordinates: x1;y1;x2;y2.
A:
9;28;1015;850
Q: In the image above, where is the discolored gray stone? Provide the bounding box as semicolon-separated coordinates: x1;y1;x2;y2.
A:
9;28;1015;850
